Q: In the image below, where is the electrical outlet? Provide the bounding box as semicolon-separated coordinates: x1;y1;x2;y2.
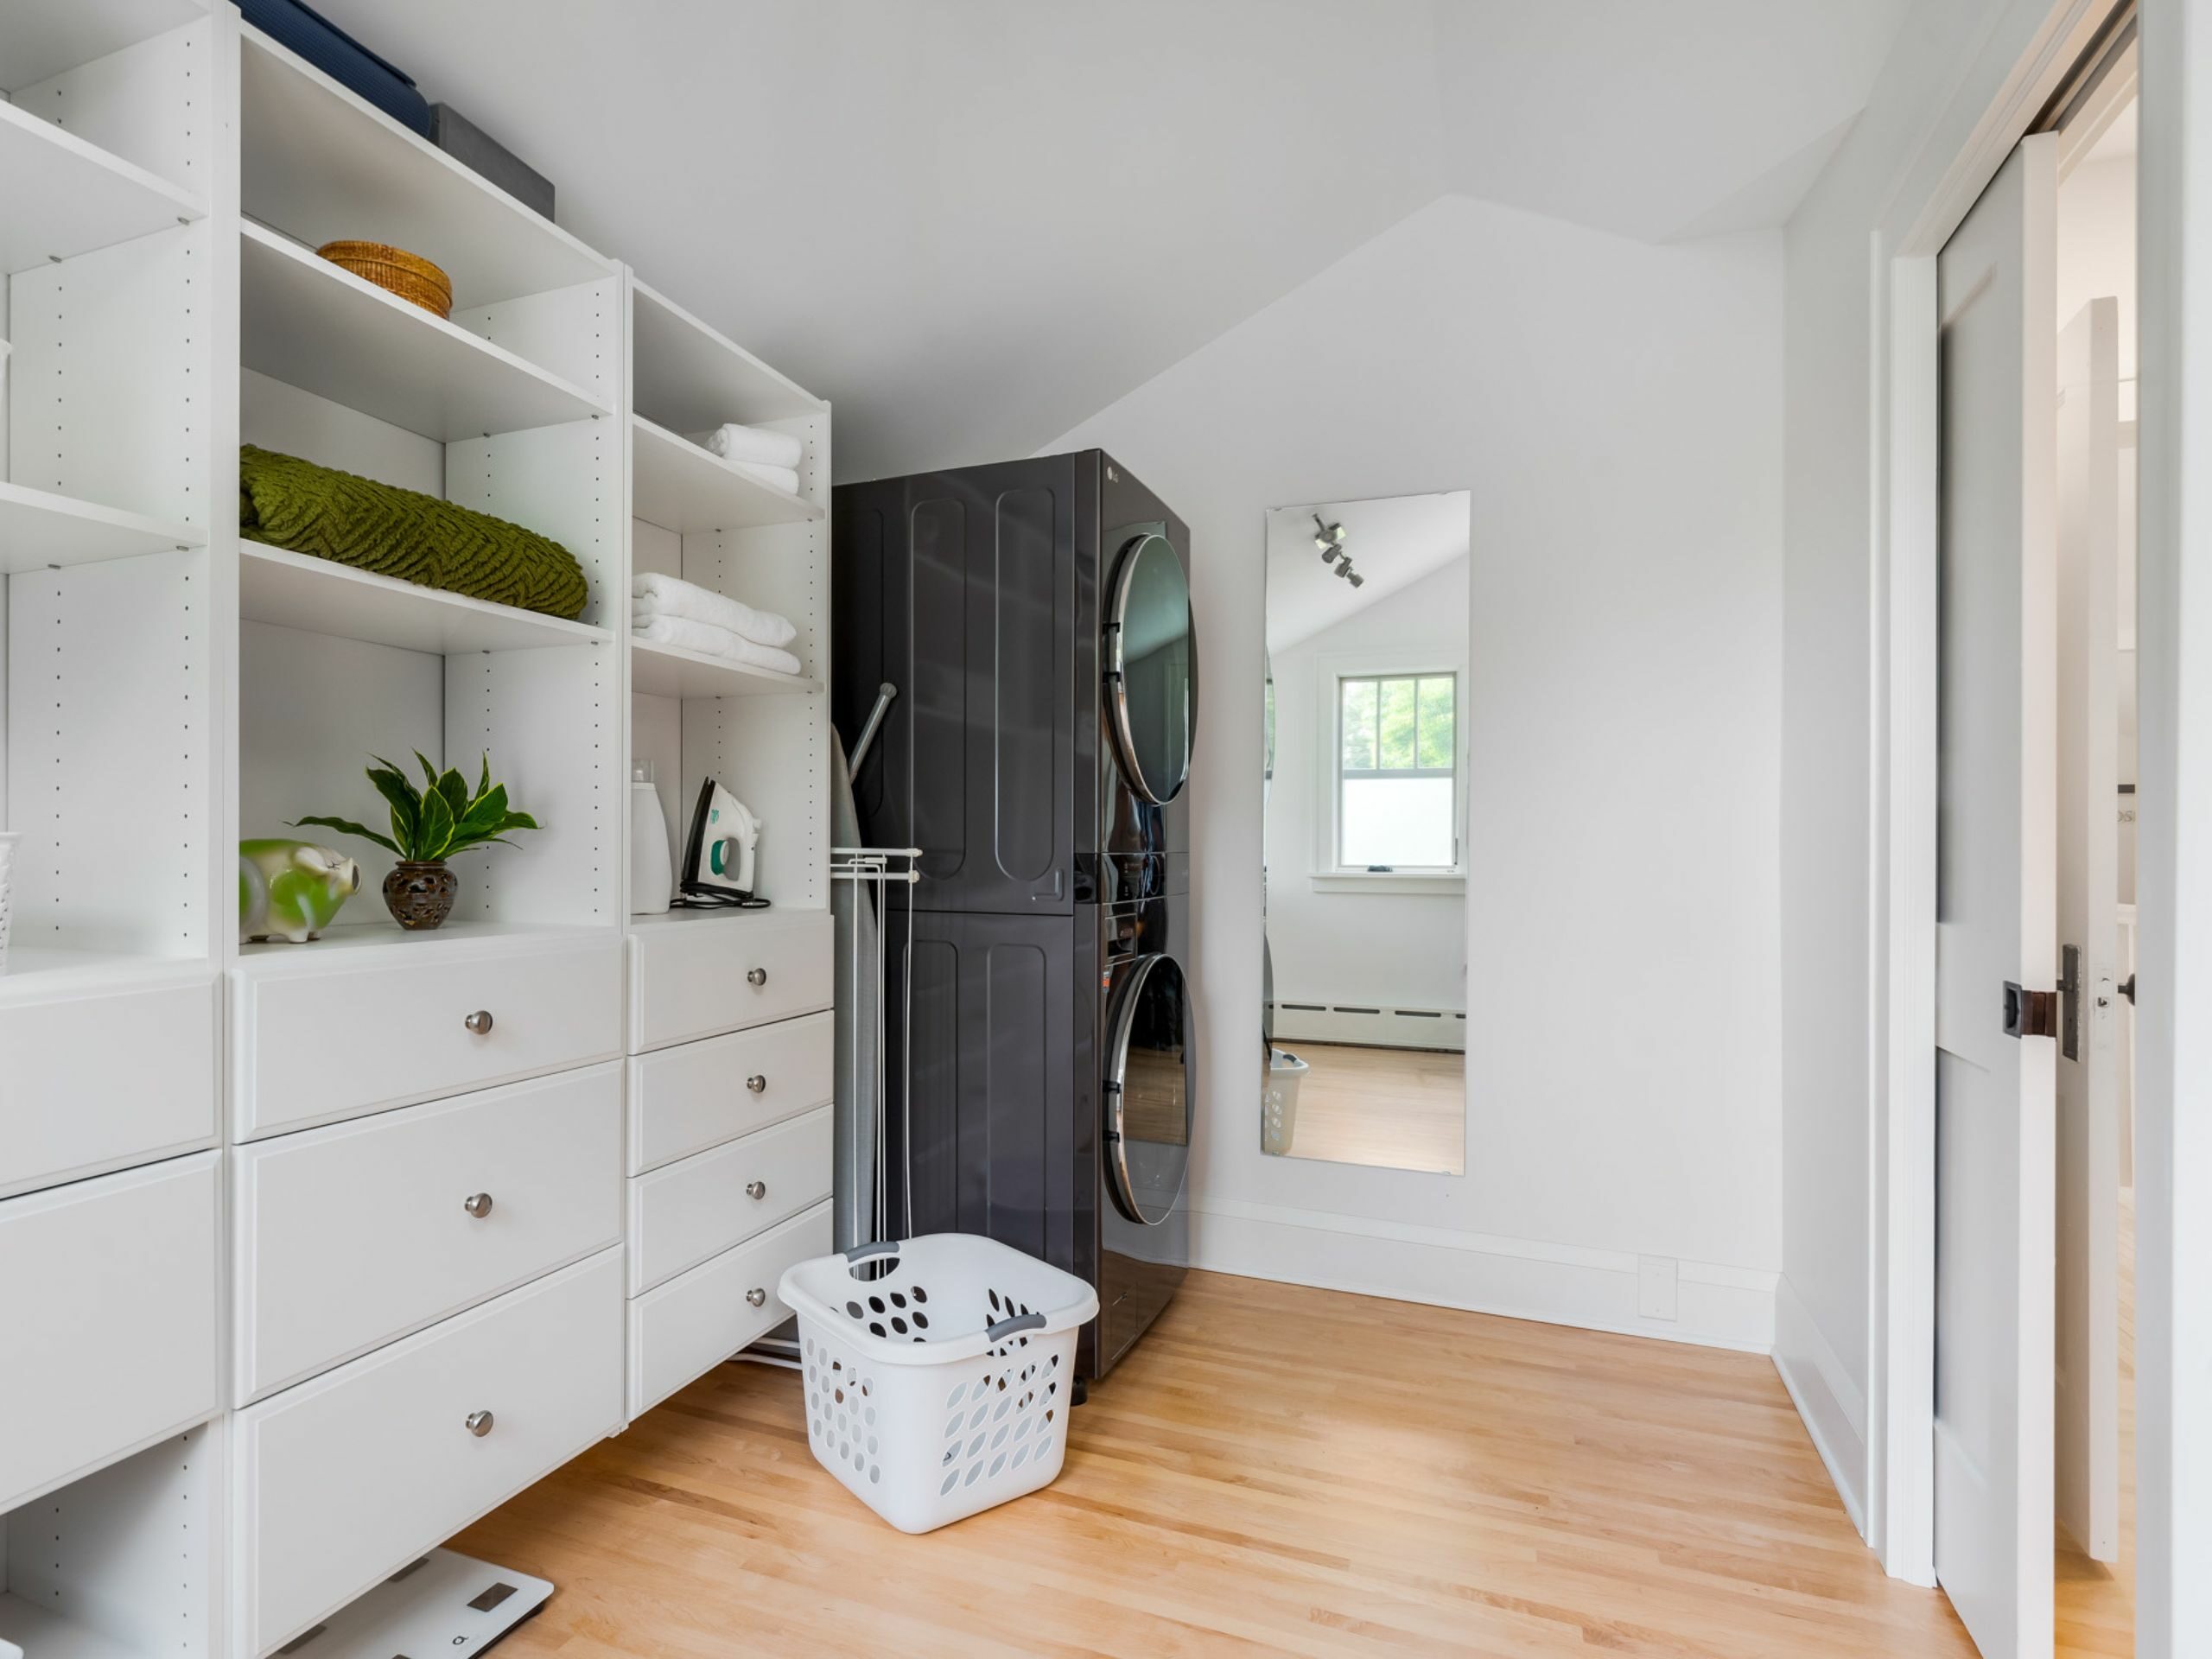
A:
1637;1255;1679;1321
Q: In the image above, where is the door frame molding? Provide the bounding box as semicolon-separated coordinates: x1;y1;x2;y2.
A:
1871;0;2122;1591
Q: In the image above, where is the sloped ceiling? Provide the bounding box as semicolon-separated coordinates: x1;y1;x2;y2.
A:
305;1;1908;479
1267;493;1471;656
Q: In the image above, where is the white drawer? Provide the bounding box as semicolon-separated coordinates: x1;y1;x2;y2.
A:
232;1063;624;1404
626;910;832;1052
628;1202;830;1418
0;972;218;1200
0;1152;221;1511
234;1248;624;1658
232;931;622;1140
629;1009;834;1173
628;1104;833;1294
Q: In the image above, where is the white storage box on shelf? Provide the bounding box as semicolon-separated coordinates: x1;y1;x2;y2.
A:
779;1234;1100;1534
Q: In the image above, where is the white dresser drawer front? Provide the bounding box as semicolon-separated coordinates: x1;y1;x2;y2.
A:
629;1009;834;1174
0;974;218;1200
234;1064;624;1404
629;1203;830;1418
629;1105;833;1294
0;1153;221;1511
627;910;832;1052
236;1248;624;1658
233;932;622;1141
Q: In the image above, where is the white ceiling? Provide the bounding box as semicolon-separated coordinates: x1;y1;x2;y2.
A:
1267;493;1471;655
307;2;1910;479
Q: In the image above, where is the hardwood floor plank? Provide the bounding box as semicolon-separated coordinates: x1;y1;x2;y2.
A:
455;1271;1976;1656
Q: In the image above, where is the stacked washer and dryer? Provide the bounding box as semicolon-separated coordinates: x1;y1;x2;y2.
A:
832;452;1197;1383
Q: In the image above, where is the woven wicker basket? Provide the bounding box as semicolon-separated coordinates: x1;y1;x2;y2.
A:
316;240;454;319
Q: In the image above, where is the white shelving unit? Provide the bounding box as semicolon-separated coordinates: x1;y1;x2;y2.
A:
0;481;204;574
239;222;613;441
3;5;836;1654
0;99;205;273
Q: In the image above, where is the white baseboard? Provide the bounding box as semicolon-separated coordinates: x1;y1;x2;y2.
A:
1771;1271;1870;1537
1185;1198;1777;1353
1269;1001;1466;1052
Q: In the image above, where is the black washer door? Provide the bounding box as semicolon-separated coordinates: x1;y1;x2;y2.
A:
1103;953;1194;1225
1106;534;1196;804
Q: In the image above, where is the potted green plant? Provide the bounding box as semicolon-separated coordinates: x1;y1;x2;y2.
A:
296;753;540;931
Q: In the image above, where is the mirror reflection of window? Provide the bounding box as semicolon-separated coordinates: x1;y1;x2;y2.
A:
1260;493;1471;1176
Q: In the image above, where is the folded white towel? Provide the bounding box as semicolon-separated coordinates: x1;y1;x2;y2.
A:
634;615;803;677
729;459;802;497
702;423;804;469
631;571;798;649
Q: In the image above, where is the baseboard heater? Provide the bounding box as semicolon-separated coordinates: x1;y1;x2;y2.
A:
1270;1001;1465;1052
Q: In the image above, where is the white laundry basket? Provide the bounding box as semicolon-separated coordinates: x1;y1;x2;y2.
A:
779;1233;1100;1534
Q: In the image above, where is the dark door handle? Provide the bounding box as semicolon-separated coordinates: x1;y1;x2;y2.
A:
2005;981;2058;1039
2119;974;2137;1004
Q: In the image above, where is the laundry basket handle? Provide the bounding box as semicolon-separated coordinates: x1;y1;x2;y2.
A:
842;1240;901;1263
985;1312;1047;1343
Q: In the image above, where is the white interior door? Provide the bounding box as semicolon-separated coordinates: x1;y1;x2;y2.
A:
2054;296;2122;1564
1934;132;2058;1659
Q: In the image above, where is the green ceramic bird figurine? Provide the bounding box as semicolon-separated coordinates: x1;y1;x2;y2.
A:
238;839;362;944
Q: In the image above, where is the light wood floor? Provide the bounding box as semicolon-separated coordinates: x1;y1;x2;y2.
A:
1277;1042;1465;1174
455;1272;1975;1656
2056;1186;2135;1657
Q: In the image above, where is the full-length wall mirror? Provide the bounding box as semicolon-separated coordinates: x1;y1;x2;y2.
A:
1262;493;1471;1173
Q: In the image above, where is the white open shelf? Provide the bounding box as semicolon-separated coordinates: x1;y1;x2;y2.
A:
237;917;609;969
239;27;612;308
0;1593;140;1659
0;0;207;92
631;635;819;700
0;98;205;275
631;278;826;433
0;946;210;1008
0;482;205;573
240;222;612;442
632;417;824;533
241;543;611;655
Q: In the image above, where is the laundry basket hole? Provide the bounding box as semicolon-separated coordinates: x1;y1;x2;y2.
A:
990;1424;1010;1450
945;1382;966;1408
844;1300;863;1319
940;1470;960;1497
868;1322;887;1338
891;1317;908;1334
989;1453;1007;1478
988;1289;1001;1313
913;1312;930;1329
911;1286;928;1303
865;1406;877;1425
944;1414;963;1440
889;1292;907;1308
1014;1415;1033;1441
1011;1445;1030;1471
869;1465;881;1484
968;1403;988;1430
993;1396;1012;1422
964;1462;985;1488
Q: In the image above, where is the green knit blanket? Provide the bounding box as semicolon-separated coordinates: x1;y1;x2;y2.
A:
239;445;588;621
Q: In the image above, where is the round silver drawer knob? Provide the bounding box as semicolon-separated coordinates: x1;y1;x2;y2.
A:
462;1192;494;1219
464;1410;494;1438
463;1010;495;1035
746;968;768;987
746;1287;767;1307
746;1180;766;1200
746;1074;767;1094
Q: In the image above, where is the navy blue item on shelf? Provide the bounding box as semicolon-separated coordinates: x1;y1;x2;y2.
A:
234;0;434;137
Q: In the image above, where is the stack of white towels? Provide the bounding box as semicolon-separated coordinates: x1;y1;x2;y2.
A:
700;422;804;498
632;572;803;677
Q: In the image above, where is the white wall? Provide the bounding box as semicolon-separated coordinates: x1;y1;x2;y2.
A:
1777;0;2113;1554
1266;556;1468;1014
1051;193;1784;1349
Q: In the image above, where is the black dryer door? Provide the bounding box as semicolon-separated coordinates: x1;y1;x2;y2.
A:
1103;952;1194;1225
1105;533;1195;805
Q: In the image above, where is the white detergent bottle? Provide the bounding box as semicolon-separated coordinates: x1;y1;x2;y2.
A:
629;760;673;915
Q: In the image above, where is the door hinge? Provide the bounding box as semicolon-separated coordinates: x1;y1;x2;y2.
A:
2004;981;2059;1039
2059;943;2082;1060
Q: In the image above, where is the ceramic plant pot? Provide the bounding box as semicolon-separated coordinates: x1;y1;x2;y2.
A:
383;860;458;930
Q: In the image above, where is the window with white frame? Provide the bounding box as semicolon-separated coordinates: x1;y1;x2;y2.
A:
1334;671;1460;870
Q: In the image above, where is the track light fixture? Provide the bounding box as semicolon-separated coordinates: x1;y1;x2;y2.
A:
1312;512;1346;556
